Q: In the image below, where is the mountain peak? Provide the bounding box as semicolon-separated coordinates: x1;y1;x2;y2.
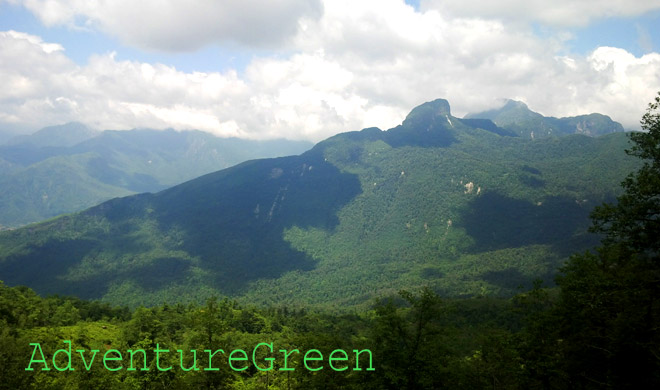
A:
465;99;539;122
502;99;530;111
383;99;456;148
465;99;623;138
403;99;452;127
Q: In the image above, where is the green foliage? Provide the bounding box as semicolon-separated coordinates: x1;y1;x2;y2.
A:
555;92;660;388
591;93;660;254
0;281;572;389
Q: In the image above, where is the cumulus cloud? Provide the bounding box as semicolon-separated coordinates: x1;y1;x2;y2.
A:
9;0;323;50
291;0;660;127
0;29;399;140
1;0;659;141
420;0;660;27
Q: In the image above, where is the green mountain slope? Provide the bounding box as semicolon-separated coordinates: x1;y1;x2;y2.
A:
466;99;624;138
0;128;312;227
0;99;640;308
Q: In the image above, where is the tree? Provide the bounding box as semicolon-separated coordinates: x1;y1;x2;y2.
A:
52;301;81;326
372;287;445;390
557;92;660;389
591;92;660;255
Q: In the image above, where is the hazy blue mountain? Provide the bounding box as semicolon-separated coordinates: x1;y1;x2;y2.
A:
0;128;20;145
0;128;312;227
6;122;100;148
466;99;624;138
0;99;640;309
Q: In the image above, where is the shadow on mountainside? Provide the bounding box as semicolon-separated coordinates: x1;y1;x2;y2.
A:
459;191;598;254
151;151;363;295
0;151;362;300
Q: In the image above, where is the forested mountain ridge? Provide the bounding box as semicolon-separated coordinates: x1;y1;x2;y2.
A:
0;126;312;228
0;99;640;308
466;99;624;138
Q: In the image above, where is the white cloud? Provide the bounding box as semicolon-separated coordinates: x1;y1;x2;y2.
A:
579;47;660;124
420;0;660;27
1;0;659;141
10;0;323;50
0;29;397;140
1;30;63;53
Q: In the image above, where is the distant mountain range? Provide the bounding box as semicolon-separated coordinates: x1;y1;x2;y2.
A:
0;123;312;227
466;99;624;138
0;128;20;145
0;99;639;309
5;122;100;148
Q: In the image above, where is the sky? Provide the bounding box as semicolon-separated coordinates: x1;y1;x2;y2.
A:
0;0;659;141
